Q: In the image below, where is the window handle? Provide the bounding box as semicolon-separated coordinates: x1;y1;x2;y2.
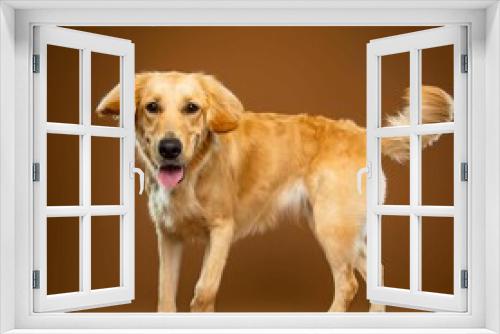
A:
356;163;371;195
130;163;145;195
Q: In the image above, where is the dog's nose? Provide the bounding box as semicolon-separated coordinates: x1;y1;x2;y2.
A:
158;138;182;159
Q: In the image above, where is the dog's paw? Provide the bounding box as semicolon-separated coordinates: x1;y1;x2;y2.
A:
157;302;176;313
190;290;216;312
369;303;386;312
190;299;215;312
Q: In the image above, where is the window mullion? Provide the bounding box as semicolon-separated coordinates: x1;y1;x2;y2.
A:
80;48;92;293
120;47;135;291
409;48;422;294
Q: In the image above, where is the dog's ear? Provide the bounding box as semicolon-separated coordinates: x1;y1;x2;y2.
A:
199;75;244;133
96;84;121;118
96;73;149;118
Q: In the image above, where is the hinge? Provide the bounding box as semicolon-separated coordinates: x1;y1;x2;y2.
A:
32;54;40;73
32;270;40;289
461;54;468;73
461;162;468;182
461;269;468;289
32;162;40;182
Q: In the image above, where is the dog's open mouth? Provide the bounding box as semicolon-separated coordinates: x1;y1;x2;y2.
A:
157;163;184;190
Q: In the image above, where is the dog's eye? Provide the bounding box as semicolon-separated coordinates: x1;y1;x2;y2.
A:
185;102;200;114
145;102;159;113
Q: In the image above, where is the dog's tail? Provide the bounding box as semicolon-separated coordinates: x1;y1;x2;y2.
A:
381;86;453;164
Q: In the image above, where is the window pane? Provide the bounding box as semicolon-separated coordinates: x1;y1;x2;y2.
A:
92;52;121;127
47;134;80;206
380;52;410;128
421;216;454;294
47;45;80;124
380;137;409;205
421;133;454;206
91;137;121;205
91;216;120;290
421;45;454;124
381;215;410;290
47;217;80;295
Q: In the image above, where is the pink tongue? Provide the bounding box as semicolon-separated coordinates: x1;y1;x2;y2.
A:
158;168;184;189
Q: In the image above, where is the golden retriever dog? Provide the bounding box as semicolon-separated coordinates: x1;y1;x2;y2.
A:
96;72;453;312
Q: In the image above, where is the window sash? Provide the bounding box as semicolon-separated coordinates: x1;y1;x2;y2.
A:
366;25;468;312
32;26;136;313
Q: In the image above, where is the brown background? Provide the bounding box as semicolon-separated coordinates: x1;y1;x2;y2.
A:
45;27;454;312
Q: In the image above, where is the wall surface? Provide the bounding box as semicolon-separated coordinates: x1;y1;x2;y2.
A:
485;3;500;331
0;2;16;332
45;26;454;312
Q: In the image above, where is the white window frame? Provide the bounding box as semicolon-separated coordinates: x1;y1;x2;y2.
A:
0;1;498;333
366;26;468;312
32;26;136;312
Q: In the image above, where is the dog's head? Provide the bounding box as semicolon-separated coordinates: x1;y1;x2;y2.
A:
96;72;244;190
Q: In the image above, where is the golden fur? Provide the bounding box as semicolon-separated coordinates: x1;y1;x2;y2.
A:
97;72;453;312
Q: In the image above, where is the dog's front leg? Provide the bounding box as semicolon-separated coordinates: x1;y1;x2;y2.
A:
157;228;183;312
191;222;234;312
